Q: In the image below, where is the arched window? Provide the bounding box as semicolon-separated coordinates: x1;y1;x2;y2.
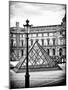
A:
13;40;16;47
59;48;62;56
38;33;42;37
47;39;50;45
11;39;13;47
42;39;44;46
53;49;55;55
31;39;33;45
22;40;23;46
47;49;49;55
53;38;55;45
21;50;23;56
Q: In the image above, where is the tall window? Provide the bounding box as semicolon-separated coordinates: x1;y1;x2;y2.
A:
47;39;50;45
13;34;16;38
13;40;16;47
23;34;25;38
59;48;62;56
53;38;55;45
53;49;55;55
22;40;23;46
38;33;42;37
11;39;13;47
47;33;49;36
38;39;41;45
44;40;46;45
42;39;44;46
21;50;23;56
29;40;31;46
32;34;36;37
31;39;33;45
20;34;22;38
49;33;53;36
43;33;48;37
29;34;31;38
47;49;49;55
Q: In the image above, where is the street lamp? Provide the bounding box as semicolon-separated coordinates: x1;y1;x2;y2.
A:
23;19;32;88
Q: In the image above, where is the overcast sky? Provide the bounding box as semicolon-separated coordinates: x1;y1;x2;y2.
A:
10;2;66;27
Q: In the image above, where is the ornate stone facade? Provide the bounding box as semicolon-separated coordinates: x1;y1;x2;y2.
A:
10;15;66;62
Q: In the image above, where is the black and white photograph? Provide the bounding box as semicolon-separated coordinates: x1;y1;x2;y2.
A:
9;1;66;89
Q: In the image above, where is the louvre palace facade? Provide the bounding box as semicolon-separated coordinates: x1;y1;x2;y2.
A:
10;14;66;63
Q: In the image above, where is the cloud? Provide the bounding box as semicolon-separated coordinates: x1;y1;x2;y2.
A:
10;2;43;18
9;2;66;27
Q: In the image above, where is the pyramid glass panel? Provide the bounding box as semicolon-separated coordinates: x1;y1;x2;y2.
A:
14;41;56;72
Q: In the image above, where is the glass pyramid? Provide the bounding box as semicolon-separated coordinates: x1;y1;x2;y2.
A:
14;41;56;72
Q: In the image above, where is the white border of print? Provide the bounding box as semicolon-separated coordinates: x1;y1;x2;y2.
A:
0;0;67;90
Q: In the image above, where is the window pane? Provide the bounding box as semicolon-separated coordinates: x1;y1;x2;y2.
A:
21;50;23;56
49;33;53;36
20;34;22;38
42;39;44;46
29;34;31;38
31;39;33;45
32;34;36;37
13;34;16;37
53;38;55;45
23;34;25;37
53;49;55;55
47;39;50;45
43;33;48;36
13;40;16;46
38;39;42;45
38;33;42;37
47;49;49;55
29;40;31;46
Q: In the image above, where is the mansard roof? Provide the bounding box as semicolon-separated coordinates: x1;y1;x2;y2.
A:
10;27;24;31
10;23;65;34
32;24;61;28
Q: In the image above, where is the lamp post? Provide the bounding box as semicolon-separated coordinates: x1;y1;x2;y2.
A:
23;19;32;88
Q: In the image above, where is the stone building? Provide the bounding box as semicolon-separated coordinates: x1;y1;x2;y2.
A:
10;14;66;62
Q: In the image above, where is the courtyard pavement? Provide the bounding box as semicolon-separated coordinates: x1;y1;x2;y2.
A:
10;63;66;89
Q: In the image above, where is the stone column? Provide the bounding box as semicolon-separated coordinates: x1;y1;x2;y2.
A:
57;47;59;56
63;47;65;55
55;47;58;56
50;48;52;56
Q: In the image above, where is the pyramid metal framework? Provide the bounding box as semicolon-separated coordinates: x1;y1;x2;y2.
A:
14;41;56;72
